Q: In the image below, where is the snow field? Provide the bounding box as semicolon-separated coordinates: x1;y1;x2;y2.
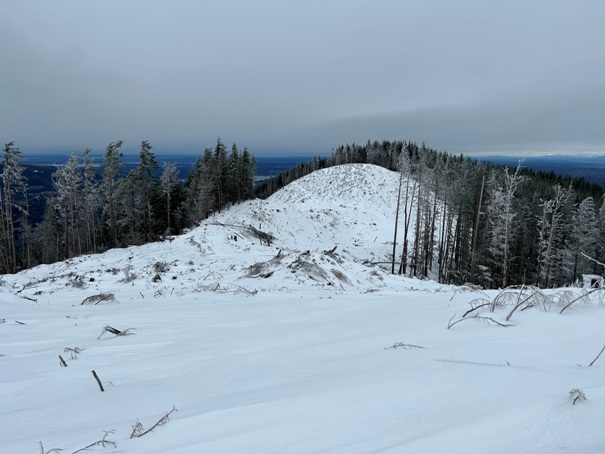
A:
2;164;605;453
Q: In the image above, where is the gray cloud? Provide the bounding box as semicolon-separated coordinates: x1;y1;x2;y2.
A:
1;0;604;156
302;87;605;154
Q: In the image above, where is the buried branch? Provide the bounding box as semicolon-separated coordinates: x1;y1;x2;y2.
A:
130;407;178;438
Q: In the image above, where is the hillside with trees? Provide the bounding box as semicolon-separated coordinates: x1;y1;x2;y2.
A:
2;137;604;288
257;140;605;288
0;138;255;272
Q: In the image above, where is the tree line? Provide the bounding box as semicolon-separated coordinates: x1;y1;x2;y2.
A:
256;140;605;288
0;138;255;273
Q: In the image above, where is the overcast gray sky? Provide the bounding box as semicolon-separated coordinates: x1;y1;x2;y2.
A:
2;0;604;156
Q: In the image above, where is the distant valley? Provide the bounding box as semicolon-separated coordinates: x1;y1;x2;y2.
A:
475;154;605;189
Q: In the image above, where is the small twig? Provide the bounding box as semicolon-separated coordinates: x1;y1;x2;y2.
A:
447;313;459;329
71;430;116;453
59;355;67;367
15;320;25;325
97;325;136;340
462;301;491;318
448;313;511;329
38;441;63;454
588;342;605;367
91;370;104;392
384;342;424;350
506;291;537;321
64;346;86;359
130;407;178;438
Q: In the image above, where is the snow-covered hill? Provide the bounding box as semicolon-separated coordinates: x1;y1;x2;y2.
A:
2;164;605;453
3;164;424;297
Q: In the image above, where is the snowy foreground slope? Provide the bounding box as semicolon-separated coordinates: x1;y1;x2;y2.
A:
2;164;605;453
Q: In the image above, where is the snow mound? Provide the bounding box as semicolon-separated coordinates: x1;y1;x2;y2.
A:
217;164;402;264
269;163;399;206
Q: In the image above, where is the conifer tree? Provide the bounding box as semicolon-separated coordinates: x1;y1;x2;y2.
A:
1;142;28;272
82;148;101;253
184;151;215;224
536;184;574;287
135;140;159;241
52;154;81;259
486;163;525;288
569;196;598;280
101;141;124;249
214;137;229;211
160;162;180;234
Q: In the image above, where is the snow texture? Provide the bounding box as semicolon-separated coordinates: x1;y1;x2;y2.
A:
1;164;604;453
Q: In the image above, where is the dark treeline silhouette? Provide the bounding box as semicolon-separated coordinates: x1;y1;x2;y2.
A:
0;138;255;273
256;139;605;288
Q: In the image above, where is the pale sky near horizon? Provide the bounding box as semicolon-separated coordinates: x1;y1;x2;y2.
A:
2;0;604;156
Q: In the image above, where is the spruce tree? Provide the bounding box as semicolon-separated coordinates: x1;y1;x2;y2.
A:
1;142;28;272
101;141;124;249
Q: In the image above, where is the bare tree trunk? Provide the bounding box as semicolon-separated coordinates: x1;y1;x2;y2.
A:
470;175;485;283
391;168;404;274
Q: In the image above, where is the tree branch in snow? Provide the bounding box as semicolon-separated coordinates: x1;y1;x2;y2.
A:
448;313;511;329
461;300;491;317
38;441;63;454
130;407;177;438
505;291;538;321
384;342;424;350
588;343;605;367
71;430;116;453
97;325;137;340
91;370;104;392
559;288;602;314
64;346;86;359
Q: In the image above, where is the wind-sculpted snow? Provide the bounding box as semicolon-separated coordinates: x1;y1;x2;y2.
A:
2;164;605;453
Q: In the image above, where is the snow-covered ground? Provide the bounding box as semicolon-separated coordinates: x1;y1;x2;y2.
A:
2;164;604;453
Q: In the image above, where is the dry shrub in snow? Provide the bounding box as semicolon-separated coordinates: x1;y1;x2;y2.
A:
569;388;587;405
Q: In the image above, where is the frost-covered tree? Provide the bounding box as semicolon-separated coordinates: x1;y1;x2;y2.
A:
160;162;180;234
135;140;159;242
1;142;28;272
536;184;574;287
485;164;525;288
596;196;605;267
214;138;229;211
101;141;124;248
82;148;101;253
240;146;256;200
568;196;598;280
52;154;82;259
117;141;160;244
183;150;215;225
